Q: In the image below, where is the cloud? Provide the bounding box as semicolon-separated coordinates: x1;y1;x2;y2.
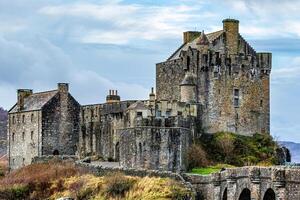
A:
39;2;216;45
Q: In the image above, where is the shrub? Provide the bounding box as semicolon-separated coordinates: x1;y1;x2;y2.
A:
104;172;135;197
186;144;209;170
0;185;30;200
215;132;236;163
77;187;94;200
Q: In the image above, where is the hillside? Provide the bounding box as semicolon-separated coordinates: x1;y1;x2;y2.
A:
279;141;300;163
0;162;192;200
0;107;7;157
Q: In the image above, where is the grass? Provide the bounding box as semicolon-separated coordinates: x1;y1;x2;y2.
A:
190;164;235;175
0;161;192;200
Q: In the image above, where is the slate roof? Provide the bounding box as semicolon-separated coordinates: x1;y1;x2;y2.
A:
126;101;149;111
9;90;58;113
168;30;224;60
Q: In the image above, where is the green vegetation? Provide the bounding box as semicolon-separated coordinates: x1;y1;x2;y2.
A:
0;162;193;200
188;132;280;173
190;164;234;175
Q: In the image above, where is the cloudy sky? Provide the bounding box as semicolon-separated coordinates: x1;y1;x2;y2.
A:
0;0;299;142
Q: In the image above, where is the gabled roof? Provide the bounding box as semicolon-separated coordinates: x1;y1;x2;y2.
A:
168;30;224;60
9;90;58;113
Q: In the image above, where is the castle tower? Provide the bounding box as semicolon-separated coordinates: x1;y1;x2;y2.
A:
223;18;239;56
180;72;196;103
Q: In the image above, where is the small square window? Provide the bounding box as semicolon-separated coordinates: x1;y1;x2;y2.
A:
234;98;239;107
234;89;239;97
137;112;143;117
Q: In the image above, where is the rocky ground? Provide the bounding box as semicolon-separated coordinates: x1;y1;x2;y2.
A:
279;141;300;163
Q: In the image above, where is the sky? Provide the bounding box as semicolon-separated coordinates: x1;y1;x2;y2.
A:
0;0;299;142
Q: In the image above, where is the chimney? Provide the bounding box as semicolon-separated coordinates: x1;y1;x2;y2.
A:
223;18;239;56
17;89;33;111
58;83;69;94
106;89;120;103
183;31;201;44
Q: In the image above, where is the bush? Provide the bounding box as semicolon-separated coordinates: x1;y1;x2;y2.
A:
186;144;209;170
104;172;135;197
0;185;30;200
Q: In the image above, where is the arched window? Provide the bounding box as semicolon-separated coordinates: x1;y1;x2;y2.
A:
22;132;25;141
53;149;59;155
263;188;275;200
12;133;15;142
238;188;251;200
31;113;34;122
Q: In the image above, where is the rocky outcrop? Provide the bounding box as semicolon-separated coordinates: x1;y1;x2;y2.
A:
276;146;292;164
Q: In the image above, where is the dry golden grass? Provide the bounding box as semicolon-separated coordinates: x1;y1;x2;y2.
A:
0;161;192;200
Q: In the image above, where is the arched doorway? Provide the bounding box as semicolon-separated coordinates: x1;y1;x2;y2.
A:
239;188;251;200
115;142;120;162
263;188;276;200
53;149;59;155
222;188;227;200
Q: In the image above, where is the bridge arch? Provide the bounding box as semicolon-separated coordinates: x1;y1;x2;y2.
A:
238;188;251;200
222;188;227;200
263;188;276;200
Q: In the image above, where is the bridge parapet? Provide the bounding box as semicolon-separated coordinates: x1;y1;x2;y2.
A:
183;166;300;200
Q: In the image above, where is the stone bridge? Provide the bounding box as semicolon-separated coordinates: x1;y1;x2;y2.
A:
183;166;300;200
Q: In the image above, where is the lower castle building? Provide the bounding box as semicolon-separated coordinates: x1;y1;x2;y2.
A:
8;19;271;171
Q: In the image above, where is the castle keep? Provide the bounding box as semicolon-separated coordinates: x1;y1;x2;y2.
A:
8;19;271;171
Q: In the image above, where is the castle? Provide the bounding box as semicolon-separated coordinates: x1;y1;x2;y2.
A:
7;19;271;171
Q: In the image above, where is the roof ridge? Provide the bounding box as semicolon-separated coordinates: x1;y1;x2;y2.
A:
31;89;58;96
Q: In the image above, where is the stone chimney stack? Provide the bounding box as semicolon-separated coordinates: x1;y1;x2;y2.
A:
223;18;239;56
58;83;69;94
17;89;33;111
106;89;120;103
183;31;201;44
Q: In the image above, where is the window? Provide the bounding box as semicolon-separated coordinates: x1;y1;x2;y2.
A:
137;112;143;117
166;110;171;117
31;113;34;122
22;115;25;123
22;158;25;166
233;89;240;107
12;116;15;124
260;100;263;107
187;56;190;71
22;132;25;141
31;131;34;140
12;133;15;142
177;111;182;116
234;89;239;97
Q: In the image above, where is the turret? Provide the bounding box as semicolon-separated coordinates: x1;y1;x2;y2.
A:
106;89;120;103
223;18;239;56
180;72;196;103
257;52;272;75
17;89;33;111
149;87;155;101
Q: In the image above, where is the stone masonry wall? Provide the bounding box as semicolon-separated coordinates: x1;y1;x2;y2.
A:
118;127;191;172
42;93;80;156
8;110;41;170
156;58;184;101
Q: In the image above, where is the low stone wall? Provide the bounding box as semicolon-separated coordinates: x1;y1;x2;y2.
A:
32;155;78;164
